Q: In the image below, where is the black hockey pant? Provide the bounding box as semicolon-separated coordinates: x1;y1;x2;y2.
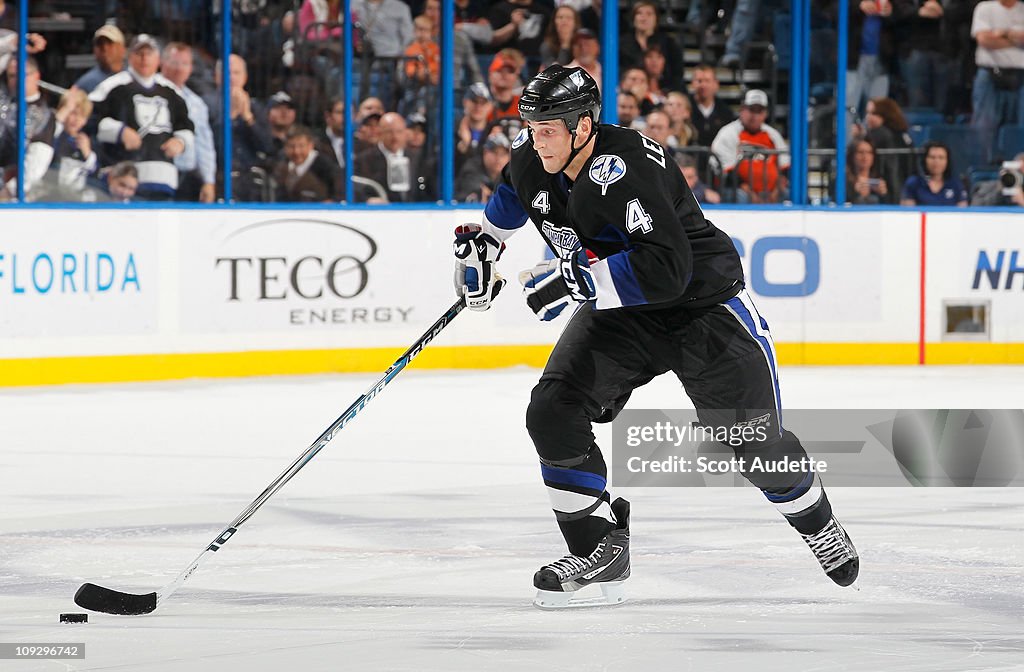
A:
526;289;831;556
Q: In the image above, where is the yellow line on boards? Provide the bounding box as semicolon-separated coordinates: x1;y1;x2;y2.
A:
2;343;1021;387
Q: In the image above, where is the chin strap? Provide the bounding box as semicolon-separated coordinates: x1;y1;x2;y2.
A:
557;122;598;175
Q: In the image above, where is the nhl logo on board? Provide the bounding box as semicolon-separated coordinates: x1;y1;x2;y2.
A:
512;127;530;149
589;154;626;196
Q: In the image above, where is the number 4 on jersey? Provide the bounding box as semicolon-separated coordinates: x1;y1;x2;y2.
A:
625;198;653;234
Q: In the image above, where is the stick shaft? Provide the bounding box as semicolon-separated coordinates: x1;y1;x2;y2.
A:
154;297;467;607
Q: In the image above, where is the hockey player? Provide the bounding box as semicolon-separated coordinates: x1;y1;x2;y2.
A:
453;65;859;609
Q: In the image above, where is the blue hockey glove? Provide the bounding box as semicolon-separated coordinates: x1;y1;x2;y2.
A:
519;247;595;321
454;224;505;311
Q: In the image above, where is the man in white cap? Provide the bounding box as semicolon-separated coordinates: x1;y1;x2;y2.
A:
73;24;126;93
88;34;194;200
711;88;790;204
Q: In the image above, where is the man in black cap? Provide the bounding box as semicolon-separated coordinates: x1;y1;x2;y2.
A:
266;90;297;160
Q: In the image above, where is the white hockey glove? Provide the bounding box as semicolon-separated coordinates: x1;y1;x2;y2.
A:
519;246;596;321
454;224;505;311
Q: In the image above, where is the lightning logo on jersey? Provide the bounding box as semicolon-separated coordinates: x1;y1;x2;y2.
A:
589;154;626;196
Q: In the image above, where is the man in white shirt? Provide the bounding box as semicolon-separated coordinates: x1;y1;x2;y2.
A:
971;0;1024;153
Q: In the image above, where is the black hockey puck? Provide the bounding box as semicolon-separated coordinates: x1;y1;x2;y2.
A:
59;613;88;623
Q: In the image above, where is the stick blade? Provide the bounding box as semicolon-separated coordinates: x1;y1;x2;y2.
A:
74;583;158;615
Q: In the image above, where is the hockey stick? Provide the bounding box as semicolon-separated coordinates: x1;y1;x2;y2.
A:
75;285;501;616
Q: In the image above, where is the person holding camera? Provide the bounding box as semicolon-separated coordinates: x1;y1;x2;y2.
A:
900;140;968;207
845;138;891;204
972;151;1024;205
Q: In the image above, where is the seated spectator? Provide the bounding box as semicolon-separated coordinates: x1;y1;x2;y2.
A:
845;139;890;205
676;153;721;204
540;5;579;65
900;140;968;207
455;131;511;201
205;54;275;202
354;112;434;202
357;96;385;121
711;89;790;204
642;45;669;105
49;90;97;195
567;28;601;89
0;56;55;201
620;67;657;114
100;160;139;202
487;49;525;122
88;35;194;201
619;1;683;92
273;125;342;202
73;25;126;94
266;91;298;160
642;109;675;156
487;0;551;59
971;152;1024;206
317;96;346;170
663;91;698;148
355;112;382;155
456;82;495;172
617;91;643;129
1;54;54;199
689;64;733;148
407;113;428;150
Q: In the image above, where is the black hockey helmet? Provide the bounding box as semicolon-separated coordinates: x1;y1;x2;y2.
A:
518;65;601;133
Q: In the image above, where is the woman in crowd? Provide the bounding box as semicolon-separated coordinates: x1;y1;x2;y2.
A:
540;5;579;66
663;90;698;148
900;140;968;207
844;138;890;205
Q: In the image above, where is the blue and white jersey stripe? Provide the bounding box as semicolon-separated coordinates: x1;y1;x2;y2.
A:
589;251;648;309
483;182;529;241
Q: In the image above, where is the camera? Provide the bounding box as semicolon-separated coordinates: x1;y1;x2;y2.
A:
999;160;1023;196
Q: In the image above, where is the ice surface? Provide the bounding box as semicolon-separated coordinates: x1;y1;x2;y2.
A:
1;367;1022;671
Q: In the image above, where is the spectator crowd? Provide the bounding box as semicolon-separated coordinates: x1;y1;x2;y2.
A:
0;0;1021;206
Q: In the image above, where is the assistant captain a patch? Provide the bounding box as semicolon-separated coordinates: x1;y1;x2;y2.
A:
589;154;626;195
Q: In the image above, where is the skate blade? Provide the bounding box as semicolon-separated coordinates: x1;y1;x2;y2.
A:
533;581;627;610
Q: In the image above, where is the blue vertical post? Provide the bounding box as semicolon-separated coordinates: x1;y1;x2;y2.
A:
221;0;233;202
788;0;808;205
835;0;849;205
16;0;27;202
344;0;354;203
600;0;618;123
440;0;454;203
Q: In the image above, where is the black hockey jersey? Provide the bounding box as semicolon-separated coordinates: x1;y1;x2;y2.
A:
89;68;194;195
482;123;743;310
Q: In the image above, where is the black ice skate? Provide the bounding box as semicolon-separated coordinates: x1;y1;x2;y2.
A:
800;516;859;587
533;498;630;609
